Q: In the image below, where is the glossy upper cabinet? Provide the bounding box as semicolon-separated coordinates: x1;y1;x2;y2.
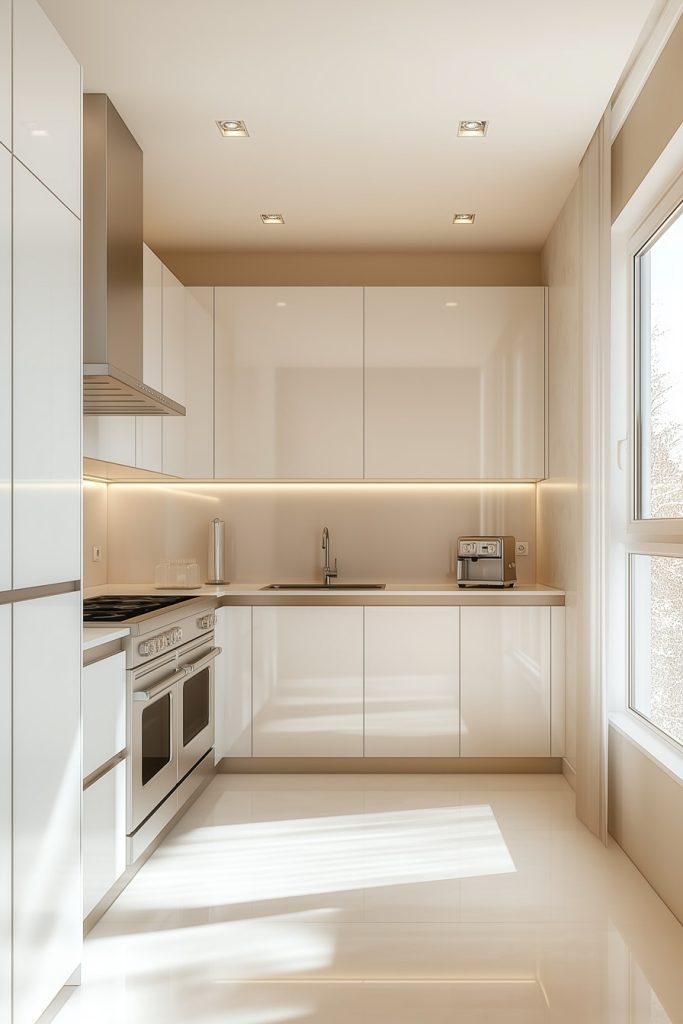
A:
13;160;80;588
0;0;10;150
252;606;364;756
13;591;81;1024
185;287;214;478
460;606;551;756
215;287;364;479
12;0;81;216
364;287;546;479
161;265;186;477
136;244;163;472
0;147;10;592
0;605;10;1024
365;607;460;756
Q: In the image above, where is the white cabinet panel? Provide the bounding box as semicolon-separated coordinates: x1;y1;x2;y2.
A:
0;605;10;1024
12;0;81;216
364;287;545;479
253;606;363;756
215;287;364;479
136;244;163;472
13;590;81;1024
365;607;460;757
0;0;10;151
161;266;186;477
185;287;214;478
551;606;566;756
13;160;80;588
84;416;136;468
215;607;252;760
83;651;126;779
0;147;10;591
83;761;126;919
460;606;551;757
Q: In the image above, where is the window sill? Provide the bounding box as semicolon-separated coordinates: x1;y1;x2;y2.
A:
609;712;683;788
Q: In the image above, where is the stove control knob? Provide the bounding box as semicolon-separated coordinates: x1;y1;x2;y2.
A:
197;613;216;631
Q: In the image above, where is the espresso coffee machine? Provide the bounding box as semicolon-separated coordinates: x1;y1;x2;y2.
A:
456;536;517;588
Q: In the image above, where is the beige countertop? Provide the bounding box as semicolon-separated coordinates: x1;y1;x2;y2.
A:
82;625;131;651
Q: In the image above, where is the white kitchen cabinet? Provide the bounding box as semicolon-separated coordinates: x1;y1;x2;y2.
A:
83;651;126;780
12;0;81;217
0;0;10;151
253;606;363;756
214;287;364;478
0;605;10;1024
364;607;460;756
215;607;252;760
13;590;81;1024
136;243;163;473
84;415;136;468
0;146;10;592
185;287;214;478
460;606;551;757
83;760;126;919
364;287;546;479
12;159;80;589
162;265;186;477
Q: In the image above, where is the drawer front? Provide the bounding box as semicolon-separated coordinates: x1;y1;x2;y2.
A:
83;761;126;918
83;652;126;779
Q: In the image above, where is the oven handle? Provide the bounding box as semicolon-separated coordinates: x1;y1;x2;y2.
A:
133;667;187;702
183;646;222;676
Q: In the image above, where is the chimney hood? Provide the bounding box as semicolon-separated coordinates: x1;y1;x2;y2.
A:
83;94;185;416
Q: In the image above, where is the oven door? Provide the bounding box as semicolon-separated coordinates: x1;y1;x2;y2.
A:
177;641;221;781
129;659;182;832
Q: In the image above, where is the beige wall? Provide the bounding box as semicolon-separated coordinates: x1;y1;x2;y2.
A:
155;250;542;288
104;482;537;585
537;182;581;772
612;14;683;221
83;480;108;588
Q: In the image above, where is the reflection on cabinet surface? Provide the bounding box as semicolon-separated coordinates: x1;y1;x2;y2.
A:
365;607;460;756
214;287;364;478
252;606;364;756
0;147;10;591
460;606;551;756
364;287;545;479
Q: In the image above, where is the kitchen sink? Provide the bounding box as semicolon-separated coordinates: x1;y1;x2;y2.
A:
262;583;386;590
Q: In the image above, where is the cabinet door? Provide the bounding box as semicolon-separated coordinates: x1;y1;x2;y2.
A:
365;607;460;756
136;244;163;472
215;288;363;479
13;591;81;1024
0;0;10;151
12;0;81;216
185;287;214;478
0;605;10;1024
364;287;545;479
253;606;363;756
0;147;9;591
13;160;80;589
161;265;186;477
83;652;126;779
460;606;551;756
83;761;126;919
215;607;252;760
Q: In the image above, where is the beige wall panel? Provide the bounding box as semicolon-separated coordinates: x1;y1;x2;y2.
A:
83;481;108;588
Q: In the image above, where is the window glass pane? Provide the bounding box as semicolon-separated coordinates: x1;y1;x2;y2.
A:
637;205;683;518
630;554;683;746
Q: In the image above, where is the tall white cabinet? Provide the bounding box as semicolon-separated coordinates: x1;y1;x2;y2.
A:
0;146;10;593
0;604;10;1024
0;0;10;151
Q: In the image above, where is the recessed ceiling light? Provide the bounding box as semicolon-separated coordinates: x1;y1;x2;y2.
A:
445;301;459;307
216;119;249;137
452;213;475;225
261;213;285;225
458;120;488;137
275;301;287;307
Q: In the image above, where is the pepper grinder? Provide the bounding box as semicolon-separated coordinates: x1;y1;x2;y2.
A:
206;517;228;585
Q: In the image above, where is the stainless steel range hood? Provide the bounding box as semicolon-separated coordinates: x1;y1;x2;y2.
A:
83;94;185;416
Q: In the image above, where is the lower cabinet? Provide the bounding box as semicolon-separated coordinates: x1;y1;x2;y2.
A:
215;607;252;760
83;651;126;779
365;607;460;756
460;606;551;756
252;606;364;757
83;761;127;919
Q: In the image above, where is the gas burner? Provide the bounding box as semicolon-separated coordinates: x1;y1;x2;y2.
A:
83;595;192;623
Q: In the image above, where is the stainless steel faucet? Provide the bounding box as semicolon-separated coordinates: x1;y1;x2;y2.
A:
321;527;338;586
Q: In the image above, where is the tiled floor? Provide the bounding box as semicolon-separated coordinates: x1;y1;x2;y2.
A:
54;774;683;1023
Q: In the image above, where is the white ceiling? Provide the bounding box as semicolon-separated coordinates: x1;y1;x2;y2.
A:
41;0;656;253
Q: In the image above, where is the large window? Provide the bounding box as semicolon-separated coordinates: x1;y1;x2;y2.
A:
635;202;683;520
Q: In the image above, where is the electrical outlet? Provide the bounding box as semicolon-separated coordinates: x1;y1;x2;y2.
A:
516;541;529;556
92;545;102;563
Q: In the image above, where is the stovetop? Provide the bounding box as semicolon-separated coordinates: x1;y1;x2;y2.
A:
83;595;192;623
